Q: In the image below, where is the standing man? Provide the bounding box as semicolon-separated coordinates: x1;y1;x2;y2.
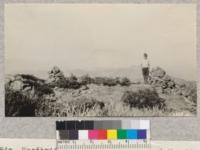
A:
141;53;150;84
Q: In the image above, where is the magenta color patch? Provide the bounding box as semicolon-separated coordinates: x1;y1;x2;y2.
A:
88;130;98;139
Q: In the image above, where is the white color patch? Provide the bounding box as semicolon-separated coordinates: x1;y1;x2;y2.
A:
78;130;88;140
140;120;150;129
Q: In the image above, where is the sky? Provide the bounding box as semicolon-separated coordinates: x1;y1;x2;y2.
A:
5;4;196;80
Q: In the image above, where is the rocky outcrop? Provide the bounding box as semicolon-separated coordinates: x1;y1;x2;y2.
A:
149;67;175;94
5;74;54;116
149;67;196;103
6;74;46;96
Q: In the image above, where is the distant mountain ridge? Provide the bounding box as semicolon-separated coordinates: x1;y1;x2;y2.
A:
6;65;142;81
6;65;196;82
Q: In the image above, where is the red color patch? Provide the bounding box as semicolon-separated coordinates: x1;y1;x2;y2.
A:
98;130;107;139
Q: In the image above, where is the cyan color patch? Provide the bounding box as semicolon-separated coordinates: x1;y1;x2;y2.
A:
127;129;137;139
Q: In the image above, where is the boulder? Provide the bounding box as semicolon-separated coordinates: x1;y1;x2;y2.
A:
10;80;24;91
173;78;187;88
162;75;171;81
149;67;178;95
151;67;166;78
6;74;45;94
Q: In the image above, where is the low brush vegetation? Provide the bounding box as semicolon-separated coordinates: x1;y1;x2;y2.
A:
5;66;196;117
121;88;166;109
5;88;36;116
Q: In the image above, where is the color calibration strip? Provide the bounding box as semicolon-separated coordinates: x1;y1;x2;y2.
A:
56;120;150;140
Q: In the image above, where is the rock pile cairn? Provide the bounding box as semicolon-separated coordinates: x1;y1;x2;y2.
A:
47;66;65;83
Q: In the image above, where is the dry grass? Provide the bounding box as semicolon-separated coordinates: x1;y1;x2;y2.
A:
54;84;195;117
6;77;196;117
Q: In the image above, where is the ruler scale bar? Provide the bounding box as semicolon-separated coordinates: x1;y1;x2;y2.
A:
57;140;151;149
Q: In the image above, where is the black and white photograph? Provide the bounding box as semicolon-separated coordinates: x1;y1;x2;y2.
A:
5;4;197;117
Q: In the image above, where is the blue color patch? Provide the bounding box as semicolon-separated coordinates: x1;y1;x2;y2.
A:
127;129;137;139
137;129;146;139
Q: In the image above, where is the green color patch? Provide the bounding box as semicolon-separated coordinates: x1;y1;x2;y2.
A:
117;129;127;139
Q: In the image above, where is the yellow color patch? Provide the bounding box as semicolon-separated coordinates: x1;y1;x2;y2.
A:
107;130;117;139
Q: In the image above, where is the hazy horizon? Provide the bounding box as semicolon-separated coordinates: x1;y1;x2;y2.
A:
6;65;196;82
5;4;196;80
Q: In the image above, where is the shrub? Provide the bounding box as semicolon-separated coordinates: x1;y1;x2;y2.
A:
5;85;58;117
19;74;45;82
35;96;61;117
121;88;165;109
66;74;81;89
119;77;131;86
48;78;68;88
92;77;119;86
92;77;105;85
48;74;81;89
5;87;37;116
34;83;54;97
102;77;118;86
69;73;78;81
55;78;67;88
78;74;93;85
